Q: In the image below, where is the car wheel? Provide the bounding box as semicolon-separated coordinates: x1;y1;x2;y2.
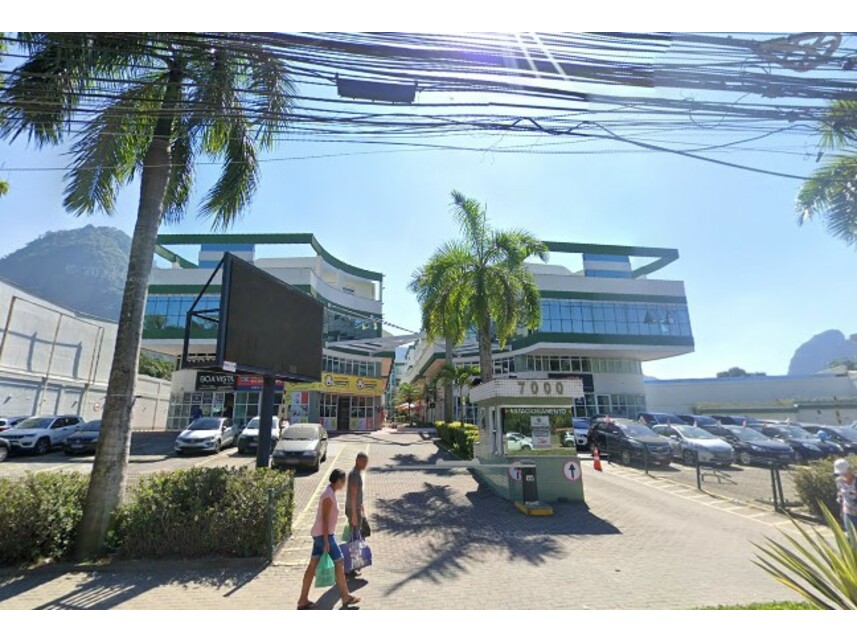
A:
682;450;697;466
313;457;320;473
738;451;752;466
0;444;7;463
213;440;221;454
620;449;632;466
35;438;50;456
521;445;532;451
794;452;806;465
321;448;327;463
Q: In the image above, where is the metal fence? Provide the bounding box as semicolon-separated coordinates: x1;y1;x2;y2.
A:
596;438;812;518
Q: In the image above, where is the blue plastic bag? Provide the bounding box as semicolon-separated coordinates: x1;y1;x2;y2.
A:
315;553;335;588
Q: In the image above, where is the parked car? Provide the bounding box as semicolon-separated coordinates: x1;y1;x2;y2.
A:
561;419;591;448
505;431;534;452
236;416;281;455
0;415;84;455
706;424;794;466
652;423;735;466
174;417;237;455
676;414;721;429
0;416;28;432
759;423;840;463
272;423;328;471
0;436;8;463
64;419;102;455
711;415;764;428
637;412;685;428
588;418;673;466
804;425;857;455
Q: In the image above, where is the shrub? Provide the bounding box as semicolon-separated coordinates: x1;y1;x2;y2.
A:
0;472;89;566
435;421;479;459
113;467;294;559
791;456;857;519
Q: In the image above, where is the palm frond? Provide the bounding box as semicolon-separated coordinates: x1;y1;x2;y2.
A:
796;154;857;246
754;506;857;609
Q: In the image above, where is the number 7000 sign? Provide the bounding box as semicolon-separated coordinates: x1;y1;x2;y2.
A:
516;379;582;397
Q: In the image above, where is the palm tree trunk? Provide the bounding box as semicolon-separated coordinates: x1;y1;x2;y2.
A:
75;68;181;559
478;323;493;384
443;338;454;423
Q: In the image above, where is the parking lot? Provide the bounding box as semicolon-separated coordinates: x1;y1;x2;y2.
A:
0;431;345;501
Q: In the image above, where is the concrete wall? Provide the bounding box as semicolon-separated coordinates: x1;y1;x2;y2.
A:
645;373;857;424
0;279;170;429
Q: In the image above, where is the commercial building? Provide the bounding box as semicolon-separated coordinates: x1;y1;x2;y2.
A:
142;234;398;431
0;277;169;427
644;371;857;425
401;242;694;421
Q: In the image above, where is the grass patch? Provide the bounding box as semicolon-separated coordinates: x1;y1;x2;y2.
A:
699;601;816;610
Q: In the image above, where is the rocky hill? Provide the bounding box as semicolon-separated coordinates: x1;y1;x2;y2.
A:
0;225;131;320
788;329;857;375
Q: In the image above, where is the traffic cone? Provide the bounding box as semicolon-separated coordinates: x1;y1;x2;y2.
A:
593;447;603;472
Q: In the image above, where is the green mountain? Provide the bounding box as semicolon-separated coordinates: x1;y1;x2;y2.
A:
0;225;131;320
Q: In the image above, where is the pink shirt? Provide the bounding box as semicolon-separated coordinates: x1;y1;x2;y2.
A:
311;485;340;537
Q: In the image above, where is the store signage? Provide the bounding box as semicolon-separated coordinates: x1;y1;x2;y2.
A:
235;375;285;391
284;372;386;396
223;361;237;373
196;372;236;391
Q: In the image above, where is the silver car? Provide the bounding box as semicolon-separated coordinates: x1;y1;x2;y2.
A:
175;417;237;455
272;423;328;471
653;423;735;466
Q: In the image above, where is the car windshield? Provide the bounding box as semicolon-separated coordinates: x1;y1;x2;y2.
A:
572;420;589;429
779;425;815;440
16;417;53;429
833;427;857;440
655;414;683;424
282;425;319;440
679;426;716;439
246;418;260;429
188;418;222;430
731;427;768;441
620;424;657;438
691;417;718;427
81;420;101;432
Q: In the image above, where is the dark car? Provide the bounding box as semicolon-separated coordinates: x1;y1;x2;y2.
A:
677;414;721;429
64;419;102;455
637;412;685;428
806;425;857;455
0;436;8;463
588;418;673;466
0;416;28;432
711;415;764;428
561;418;591;448
706;424;794;466
272;423;329;472
759;423;838;463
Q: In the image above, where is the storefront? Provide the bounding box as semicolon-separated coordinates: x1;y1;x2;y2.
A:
166;369;387;432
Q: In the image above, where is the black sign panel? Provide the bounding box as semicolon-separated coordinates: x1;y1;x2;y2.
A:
220;254;323;381
196;372;236;391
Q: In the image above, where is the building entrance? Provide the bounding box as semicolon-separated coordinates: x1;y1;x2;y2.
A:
337;397;351;431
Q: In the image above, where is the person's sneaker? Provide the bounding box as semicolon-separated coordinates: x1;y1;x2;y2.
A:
346;569;362;579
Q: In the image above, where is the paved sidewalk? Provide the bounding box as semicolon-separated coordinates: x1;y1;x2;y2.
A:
0;432;797;609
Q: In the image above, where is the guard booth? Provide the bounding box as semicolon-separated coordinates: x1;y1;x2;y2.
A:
469;379;586;505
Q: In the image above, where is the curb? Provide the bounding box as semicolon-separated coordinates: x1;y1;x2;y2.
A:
0;556;266;578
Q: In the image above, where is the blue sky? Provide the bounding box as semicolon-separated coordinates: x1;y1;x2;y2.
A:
0;107;852;380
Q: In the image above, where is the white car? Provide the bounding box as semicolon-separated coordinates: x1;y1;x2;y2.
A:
653;423;735;466
175;417;237;455
1;415;85;455
505;431;534;452
236;416;281;454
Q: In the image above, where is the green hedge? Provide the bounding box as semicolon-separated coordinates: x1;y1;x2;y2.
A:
0;472;89;567
114;467;294;559
435;421;479;459
791;456;857;519
0;467;294;566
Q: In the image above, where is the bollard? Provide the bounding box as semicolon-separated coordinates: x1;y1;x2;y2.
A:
695;457;702;491
643;447;650;475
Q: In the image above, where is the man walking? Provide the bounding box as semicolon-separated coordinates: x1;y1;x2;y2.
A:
345;452;369;577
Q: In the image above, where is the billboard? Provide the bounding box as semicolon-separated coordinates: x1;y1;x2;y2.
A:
284;372;386;396
219;254;323;381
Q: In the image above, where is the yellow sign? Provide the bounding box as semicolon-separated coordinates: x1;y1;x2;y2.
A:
284;372;386;396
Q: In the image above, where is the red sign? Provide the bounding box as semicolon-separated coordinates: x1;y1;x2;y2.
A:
236;376;285;391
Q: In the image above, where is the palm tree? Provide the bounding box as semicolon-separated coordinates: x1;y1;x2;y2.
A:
0;180;7;197
0;34;294;557
395;382;421;426
797;100;857;245
410;190;548;383
434;363;480;423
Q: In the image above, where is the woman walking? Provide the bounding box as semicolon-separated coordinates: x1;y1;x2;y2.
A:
297;469;361;609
